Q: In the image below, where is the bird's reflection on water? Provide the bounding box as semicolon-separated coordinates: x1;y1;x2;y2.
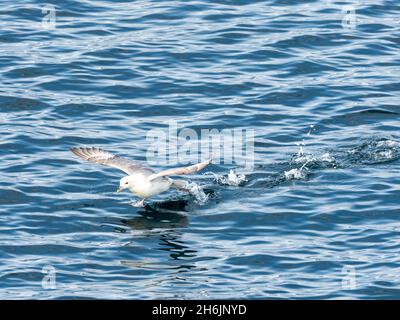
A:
119;198;199;273
119;186;218;230
121;198;191;230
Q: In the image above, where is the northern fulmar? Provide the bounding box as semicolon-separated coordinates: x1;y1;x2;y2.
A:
70;147;212;207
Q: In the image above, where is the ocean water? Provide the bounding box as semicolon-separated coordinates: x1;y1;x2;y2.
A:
1;0;400;299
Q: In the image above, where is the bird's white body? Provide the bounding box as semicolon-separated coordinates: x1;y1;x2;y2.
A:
122;174;171;199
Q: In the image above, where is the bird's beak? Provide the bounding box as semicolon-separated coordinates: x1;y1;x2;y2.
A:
116;187;123;193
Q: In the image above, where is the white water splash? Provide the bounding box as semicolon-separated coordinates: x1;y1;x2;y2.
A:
209;170;247;186
295;140;306;157
227;170;247;186
375;150;393;160
285;155;311;180
374;140;399;161
284;168;308;180
307;124;315;136
320;152;335;163
376;140;400;148
293;133;318;165
292;126;336;168
295;125;316;157
347;138;400;164
186;182;209;205
292;153;316;165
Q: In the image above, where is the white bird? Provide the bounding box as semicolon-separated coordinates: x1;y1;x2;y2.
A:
70;147;212;207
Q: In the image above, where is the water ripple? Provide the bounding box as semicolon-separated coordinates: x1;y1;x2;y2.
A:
1;0;400;299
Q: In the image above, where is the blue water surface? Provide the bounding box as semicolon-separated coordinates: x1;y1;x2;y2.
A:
1;0;400;299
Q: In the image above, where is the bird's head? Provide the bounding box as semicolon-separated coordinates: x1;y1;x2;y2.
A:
117;176;133;193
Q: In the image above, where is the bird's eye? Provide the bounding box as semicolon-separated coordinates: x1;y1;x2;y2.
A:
125;182;128;185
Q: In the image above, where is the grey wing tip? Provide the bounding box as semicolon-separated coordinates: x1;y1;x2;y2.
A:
209;153;216;163
70;146;115;164
70;146;80;155
70;146;98;151
70;146;83;159
70;146;95;159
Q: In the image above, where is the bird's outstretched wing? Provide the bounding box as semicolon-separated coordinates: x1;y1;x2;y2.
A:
70;147;153;175
148;158;212;181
